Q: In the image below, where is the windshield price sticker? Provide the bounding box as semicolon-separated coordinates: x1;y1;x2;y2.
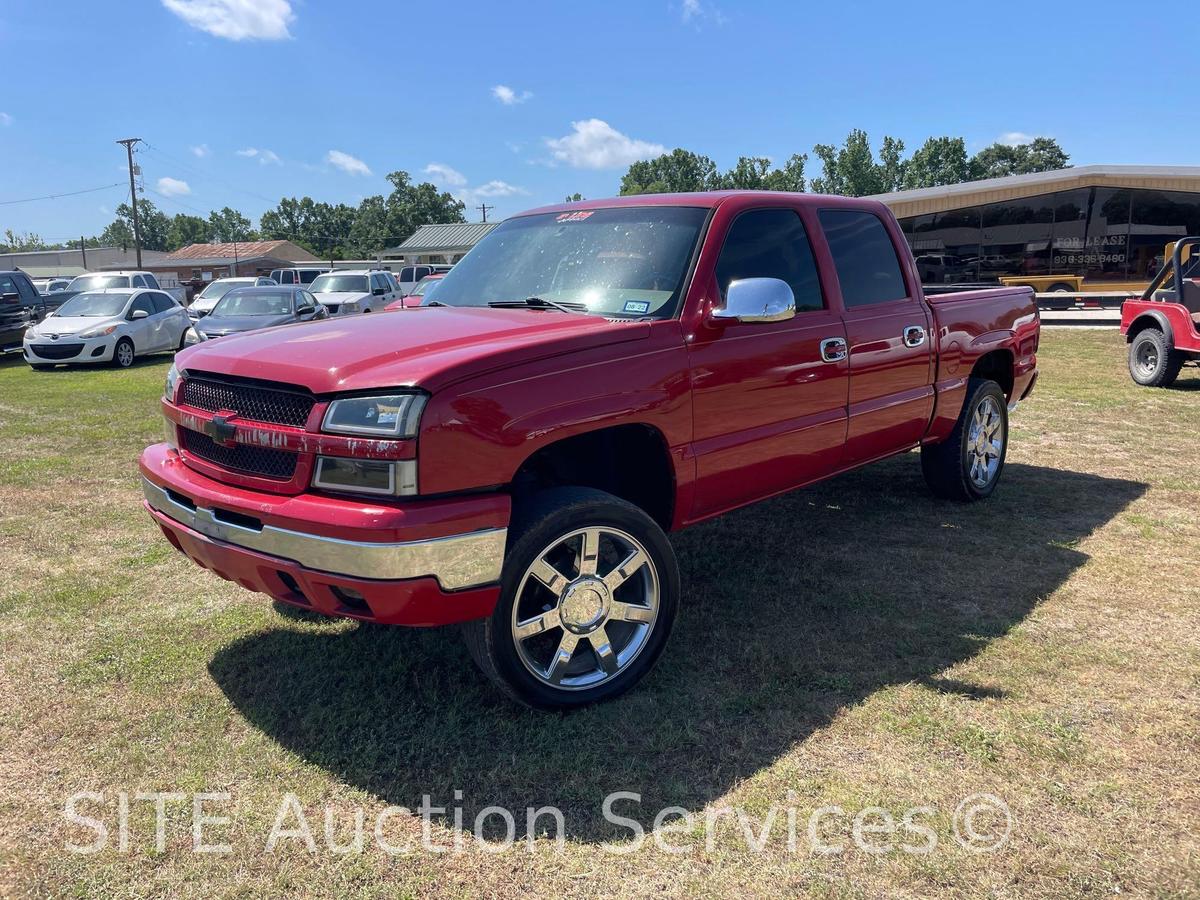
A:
623;300;651;314
556;211;595;222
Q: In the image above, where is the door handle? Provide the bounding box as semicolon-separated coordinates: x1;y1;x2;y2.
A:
820;336;848;363
903;325;926;348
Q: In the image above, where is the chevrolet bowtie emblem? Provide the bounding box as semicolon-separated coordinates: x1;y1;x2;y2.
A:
204;414;238;447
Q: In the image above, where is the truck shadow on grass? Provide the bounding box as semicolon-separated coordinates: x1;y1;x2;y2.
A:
208;459;1145;843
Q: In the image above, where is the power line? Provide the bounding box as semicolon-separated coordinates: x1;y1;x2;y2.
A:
0;182;125;206
141;142;278;205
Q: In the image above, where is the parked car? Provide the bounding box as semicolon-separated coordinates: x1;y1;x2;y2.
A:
24;288;189;369
141;192;1039;709
188;276;276;320
31;277;72;296
0;270;57;354
268;266;331;286
384;273;445;310
67;270;163;292
307;269;395;314
1121;235;1200;387
395;264;453;295
184;286;327;346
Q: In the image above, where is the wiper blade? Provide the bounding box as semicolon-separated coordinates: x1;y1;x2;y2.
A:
487;296;581;314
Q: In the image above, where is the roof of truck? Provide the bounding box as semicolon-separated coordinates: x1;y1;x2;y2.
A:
519;190;882;218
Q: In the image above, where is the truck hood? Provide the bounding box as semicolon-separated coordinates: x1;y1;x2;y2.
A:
176;305;650;394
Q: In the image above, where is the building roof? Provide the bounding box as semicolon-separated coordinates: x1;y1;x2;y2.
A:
166;240;319;262
870;165;1200;218
139;255;293;269
386;222;501;255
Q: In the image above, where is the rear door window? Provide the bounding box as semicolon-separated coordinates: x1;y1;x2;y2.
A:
299;270;320;284
714;208;825;313
817;209;908;308
151;292;176;313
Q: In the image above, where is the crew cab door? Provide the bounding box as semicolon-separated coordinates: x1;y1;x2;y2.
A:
816;208;934;462
687;207;849;520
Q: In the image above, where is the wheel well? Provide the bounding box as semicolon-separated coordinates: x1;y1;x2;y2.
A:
511;425;675;531
970;349;1014;400
1126;314;1168;344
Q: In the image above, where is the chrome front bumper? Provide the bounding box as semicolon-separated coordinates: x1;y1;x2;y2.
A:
141;477;506;590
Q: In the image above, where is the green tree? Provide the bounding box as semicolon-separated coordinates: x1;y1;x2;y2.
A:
167;213;209;250
98;198;170;251
207;207;256;243
347;195;389;257
809;130;903;197
382;170;466;247
564;192;584;202
619;149;720;195
969;137;1070;180
903;136;970;189
0;230;53;252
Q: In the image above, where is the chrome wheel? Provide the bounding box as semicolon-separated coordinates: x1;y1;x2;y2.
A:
967;395;1004;488
511;526;659;691
115;340;134;367
1134;339;1159;379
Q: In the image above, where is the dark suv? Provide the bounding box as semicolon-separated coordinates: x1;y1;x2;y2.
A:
0;270;61;354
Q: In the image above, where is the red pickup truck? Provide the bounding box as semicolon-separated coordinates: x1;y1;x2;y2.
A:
140;192;1039;709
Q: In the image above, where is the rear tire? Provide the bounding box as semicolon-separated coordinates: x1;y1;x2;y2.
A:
462;487;679;710
1129;328;1183;387
921;378;1009;502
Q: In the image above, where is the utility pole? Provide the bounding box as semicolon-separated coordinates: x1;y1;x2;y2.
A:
80;236;87;270
476;203;494;223
116;138;143;267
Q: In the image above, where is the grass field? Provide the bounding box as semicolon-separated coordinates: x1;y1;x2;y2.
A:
1;330;1198;898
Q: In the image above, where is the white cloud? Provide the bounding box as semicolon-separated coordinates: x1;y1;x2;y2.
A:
191;143;210;157
326;150;372;177
472;180;527;199
161;0;294;41
156;176;192;197
0;112;12;126
492;84;532;105
236;147;281;165
546;119;666;170
999;132;1035;146
423;162;467;187
679;0;725;25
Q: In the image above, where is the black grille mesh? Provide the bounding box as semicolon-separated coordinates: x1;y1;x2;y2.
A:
29;343;84;360
181;376;314;427
180;428;297;480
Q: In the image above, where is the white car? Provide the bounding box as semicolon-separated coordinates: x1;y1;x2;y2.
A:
23;288;190;370
67;270;163;292
188;276;277;320
31;277;72;296
308;270;396;315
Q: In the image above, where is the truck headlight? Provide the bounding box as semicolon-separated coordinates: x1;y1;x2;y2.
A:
164;363;181;402
312;458;417;496
322;394;426;438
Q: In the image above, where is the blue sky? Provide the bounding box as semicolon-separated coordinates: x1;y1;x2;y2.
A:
1;0;1194;242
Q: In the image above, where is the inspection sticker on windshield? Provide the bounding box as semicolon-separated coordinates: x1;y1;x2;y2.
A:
622;300;650;314
556;210;594;222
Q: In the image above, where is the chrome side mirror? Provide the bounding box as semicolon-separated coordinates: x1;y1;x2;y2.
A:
713;277;796;324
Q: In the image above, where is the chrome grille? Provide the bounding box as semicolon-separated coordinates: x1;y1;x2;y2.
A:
181;376;314;427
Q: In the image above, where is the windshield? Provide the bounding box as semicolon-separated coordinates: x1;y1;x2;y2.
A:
212;290;293;317
70;274;129;291
310;274;369;293
429;207;708;318
198;280;249;301
412;277;441;297
55;292;129;317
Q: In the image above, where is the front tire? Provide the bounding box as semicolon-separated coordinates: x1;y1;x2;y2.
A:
1129;328;1183;387
921;378;1009;502
112;338;135;369
462;487;679;710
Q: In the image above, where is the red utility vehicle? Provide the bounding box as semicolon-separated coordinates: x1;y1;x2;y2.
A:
1120;236;1200;387
140;192;1040;708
